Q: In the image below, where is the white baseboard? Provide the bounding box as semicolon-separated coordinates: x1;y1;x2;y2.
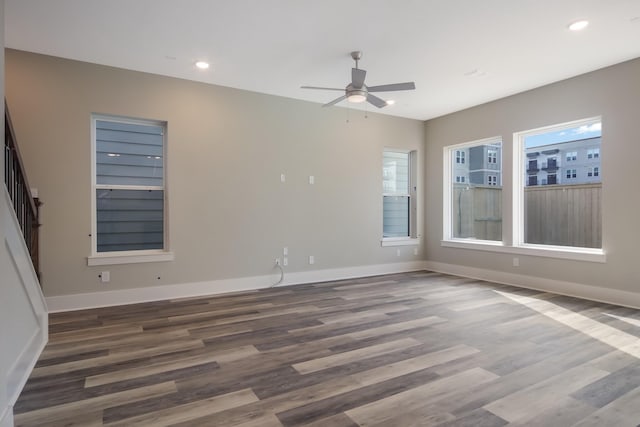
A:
424;260;640;310
46;261;428;312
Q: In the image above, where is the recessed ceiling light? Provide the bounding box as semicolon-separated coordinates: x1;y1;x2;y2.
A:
386;100;396;105
195;61;210;70
568;20;589;31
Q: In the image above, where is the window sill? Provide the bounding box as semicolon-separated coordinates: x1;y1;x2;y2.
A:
441;239;605;263
381;238;420;247
87;251;175;266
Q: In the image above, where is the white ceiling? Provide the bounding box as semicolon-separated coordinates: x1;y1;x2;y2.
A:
6;0;640;120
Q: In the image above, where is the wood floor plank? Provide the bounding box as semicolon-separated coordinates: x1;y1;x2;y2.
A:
345;367;499;426
105;388;259;426
84;345;257;387
292;337;421;374
483;365;609;423
14;382;177;426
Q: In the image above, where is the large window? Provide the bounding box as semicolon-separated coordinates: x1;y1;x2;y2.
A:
383;150;417;243
90;115;172;264
515;117;601;250
444;137;502;242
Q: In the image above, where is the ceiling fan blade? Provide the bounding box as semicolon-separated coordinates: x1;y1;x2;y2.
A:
352;68;366;88
367;82;416;92
367;93;387;108
322;95;347;107
301;86;344;91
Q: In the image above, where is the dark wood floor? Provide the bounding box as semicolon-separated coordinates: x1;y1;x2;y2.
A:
14;271;640;426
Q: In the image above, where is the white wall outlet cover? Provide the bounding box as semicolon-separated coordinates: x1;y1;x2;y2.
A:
309;255;315;265
283;247;288;255
101;271;110;282
309;175;315;184
280;173;286;182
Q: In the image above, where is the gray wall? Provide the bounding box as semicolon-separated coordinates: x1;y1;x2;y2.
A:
5;49;425;297
425;56;640;294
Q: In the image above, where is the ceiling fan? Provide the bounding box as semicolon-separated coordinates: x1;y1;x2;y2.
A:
301;51;416;108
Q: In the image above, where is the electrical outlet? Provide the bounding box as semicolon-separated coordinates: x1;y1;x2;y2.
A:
396;249;401;257
283;257;288;266
283;247;288;256
100;271;110;283
309;175;315;185
280;173;286;183
309;255;315;265
513;257;520;267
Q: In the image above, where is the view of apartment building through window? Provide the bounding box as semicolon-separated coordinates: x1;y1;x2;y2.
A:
448;138;502;242
525;131;601;186
521;119;602;249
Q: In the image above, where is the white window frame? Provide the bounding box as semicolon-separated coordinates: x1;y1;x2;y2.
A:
88;114;174;266
381;149;419;247
443;136;504;246
512;117;604;262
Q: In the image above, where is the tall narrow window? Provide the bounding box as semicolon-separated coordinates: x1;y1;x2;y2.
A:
92;116;168;257
383;150;417;240
445;138;502;242
516;118;601;249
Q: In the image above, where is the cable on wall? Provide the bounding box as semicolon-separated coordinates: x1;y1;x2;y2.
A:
271;259;284;287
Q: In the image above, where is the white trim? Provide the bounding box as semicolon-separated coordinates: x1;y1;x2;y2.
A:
46;261;428;312
440;239;605;263
91;114;169;258
3;189;48;412
513;116;602;249
87;250;174;266
424;260;640;310
381;237;420;247
0;408;13;427
443;136;502;242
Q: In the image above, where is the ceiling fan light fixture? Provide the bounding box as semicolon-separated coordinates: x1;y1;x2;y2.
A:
347;93;367;103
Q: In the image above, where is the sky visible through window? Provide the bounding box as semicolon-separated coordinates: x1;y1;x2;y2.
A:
525;122;601;148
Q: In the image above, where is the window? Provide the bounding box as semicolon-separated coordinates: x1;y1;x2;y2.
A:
383;150;417;242
547;174;557;185
456;176;466;183
90;115;172;265
456;150;466;164
528;176;538;186
515;117;601;250
488;150;498;164
444;137;502;242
